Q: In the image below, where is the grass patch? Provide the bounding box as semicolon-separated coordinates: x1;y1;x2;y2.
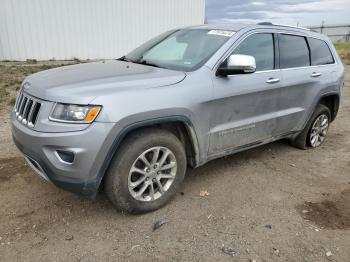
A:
334;42;350;65
8;97;17;106
0;63;75;108
334;42;350;51
0;88;9;105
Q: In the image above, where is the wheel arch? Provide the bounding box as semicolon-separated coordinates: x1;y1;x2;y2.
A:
291;92;339;142
317;93;340;122
95;116;200;193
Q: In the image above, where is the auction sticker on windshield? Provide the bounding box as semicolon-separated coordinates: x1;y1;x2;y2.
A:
208;30;235;37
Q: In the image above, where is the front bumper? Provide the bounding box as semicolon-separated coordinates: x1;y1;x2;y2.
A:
11;111;117;198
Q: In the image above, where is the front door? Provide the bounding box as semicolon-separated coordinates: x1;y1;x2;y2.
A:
208;32;282;155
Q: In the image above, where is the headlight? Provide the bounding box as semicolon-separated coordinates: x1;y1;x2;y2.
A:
49;103;101;123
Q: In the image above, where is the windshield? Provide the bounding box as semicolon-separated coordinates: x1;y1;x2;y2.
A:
124;29;234;72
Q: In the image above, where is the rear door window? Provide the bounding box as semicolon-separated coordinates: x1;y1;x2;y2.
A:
233;33;275;71
308;38;334;66
279;34;310;69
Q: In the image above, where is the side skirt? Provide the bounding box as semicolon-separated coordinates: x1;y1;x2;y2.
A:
202;131;299;165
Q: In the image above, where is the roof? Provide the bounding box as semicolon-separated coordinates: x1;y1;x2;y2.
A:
184;23;329;41
189;23;312;33
189;23;250;31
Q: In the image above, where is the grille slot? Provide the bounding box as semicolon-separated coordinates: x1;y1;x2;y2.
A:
15;92;42;128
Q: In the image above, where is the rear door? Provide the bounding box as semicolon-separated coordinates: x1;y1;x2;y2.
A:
272;33;313;135
307;37;338;107
209;31;282;155
274;33;336;135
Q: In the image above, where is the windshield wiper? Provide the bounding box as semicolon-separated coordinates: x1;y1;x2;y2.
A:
138;60;161;68
118;56;163;69
117;56;134;63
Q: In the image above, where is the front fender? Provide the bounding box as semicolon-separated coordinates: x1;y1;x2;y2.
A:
90;113;203;197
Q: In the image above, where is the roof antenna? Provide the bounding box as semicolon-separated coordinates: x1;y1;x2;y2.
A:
257;22;273;25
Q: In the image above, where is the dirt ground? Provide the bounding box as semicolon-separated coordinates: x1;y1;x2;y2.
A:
0;63;349;262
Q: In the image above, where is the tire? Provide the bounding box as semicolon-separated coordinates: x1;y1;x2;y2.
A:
104;128;187;214
291;104;331;150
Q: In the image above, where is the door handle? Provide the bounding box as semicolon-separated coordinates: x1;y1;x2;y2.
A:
266;77;280;84
311;72;322;77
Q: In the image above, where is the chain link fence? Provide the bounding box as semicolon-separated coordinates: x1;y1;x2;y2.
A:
309;24;350;43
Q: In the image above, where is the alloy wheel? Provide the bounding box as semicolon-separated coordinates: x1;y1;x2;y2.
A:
128;146;177;202
309;114;329;147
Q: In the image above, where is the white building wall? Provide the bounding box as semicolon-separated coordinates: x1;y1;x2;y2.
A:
0;0;205;60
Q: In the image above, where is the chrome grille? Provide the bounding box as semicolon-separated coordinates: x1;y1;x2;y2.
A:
15;91;41;128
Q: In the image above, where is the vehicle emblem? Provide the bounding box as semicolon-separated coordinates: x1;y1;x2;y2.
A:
23;82;31;90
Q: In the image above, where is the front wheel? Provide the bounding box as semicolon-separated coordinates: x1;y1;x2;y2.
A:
104;128;187;213
291;104;331;149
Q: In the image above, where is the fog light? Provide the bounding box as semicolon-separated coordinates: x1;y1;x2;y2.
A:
56;150;75;164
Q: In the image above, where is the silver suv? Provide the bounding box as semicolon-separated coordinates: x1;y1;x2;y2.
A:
11;23;345;213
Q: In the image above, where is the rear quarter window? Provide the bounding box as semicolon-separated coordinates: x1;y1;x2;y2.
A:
279;34;310;69
308;38;335;66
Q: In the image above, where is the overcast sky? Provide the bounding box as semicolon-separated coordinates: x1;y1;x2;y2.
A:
205;0;350;26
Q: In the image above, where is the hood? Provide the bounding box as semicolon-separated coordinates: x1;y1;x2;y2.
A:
24;60;186;104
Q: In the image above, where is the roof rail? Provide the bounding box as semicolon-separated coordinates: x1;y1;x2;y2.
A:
257;22;310;31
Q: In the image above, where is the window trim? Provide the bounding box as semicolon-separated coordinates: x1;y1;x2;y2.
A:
232;32;276;71
213;30;337;75
306;34;337;66
214;31;279;75
277;33;311;69
307;37;336;66
276;31;337;70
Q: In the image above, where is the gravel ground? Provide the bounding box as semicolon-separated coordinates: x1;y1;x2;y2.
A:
0;64;349;262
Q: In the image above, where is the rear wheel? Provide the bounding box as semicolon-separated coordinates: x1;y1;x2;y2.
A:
308;113;329;147
104;128;186;213
291;104;331;149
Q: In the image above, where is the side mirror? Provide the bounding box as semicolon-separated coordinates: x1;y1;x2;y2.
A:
216;54;256;77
